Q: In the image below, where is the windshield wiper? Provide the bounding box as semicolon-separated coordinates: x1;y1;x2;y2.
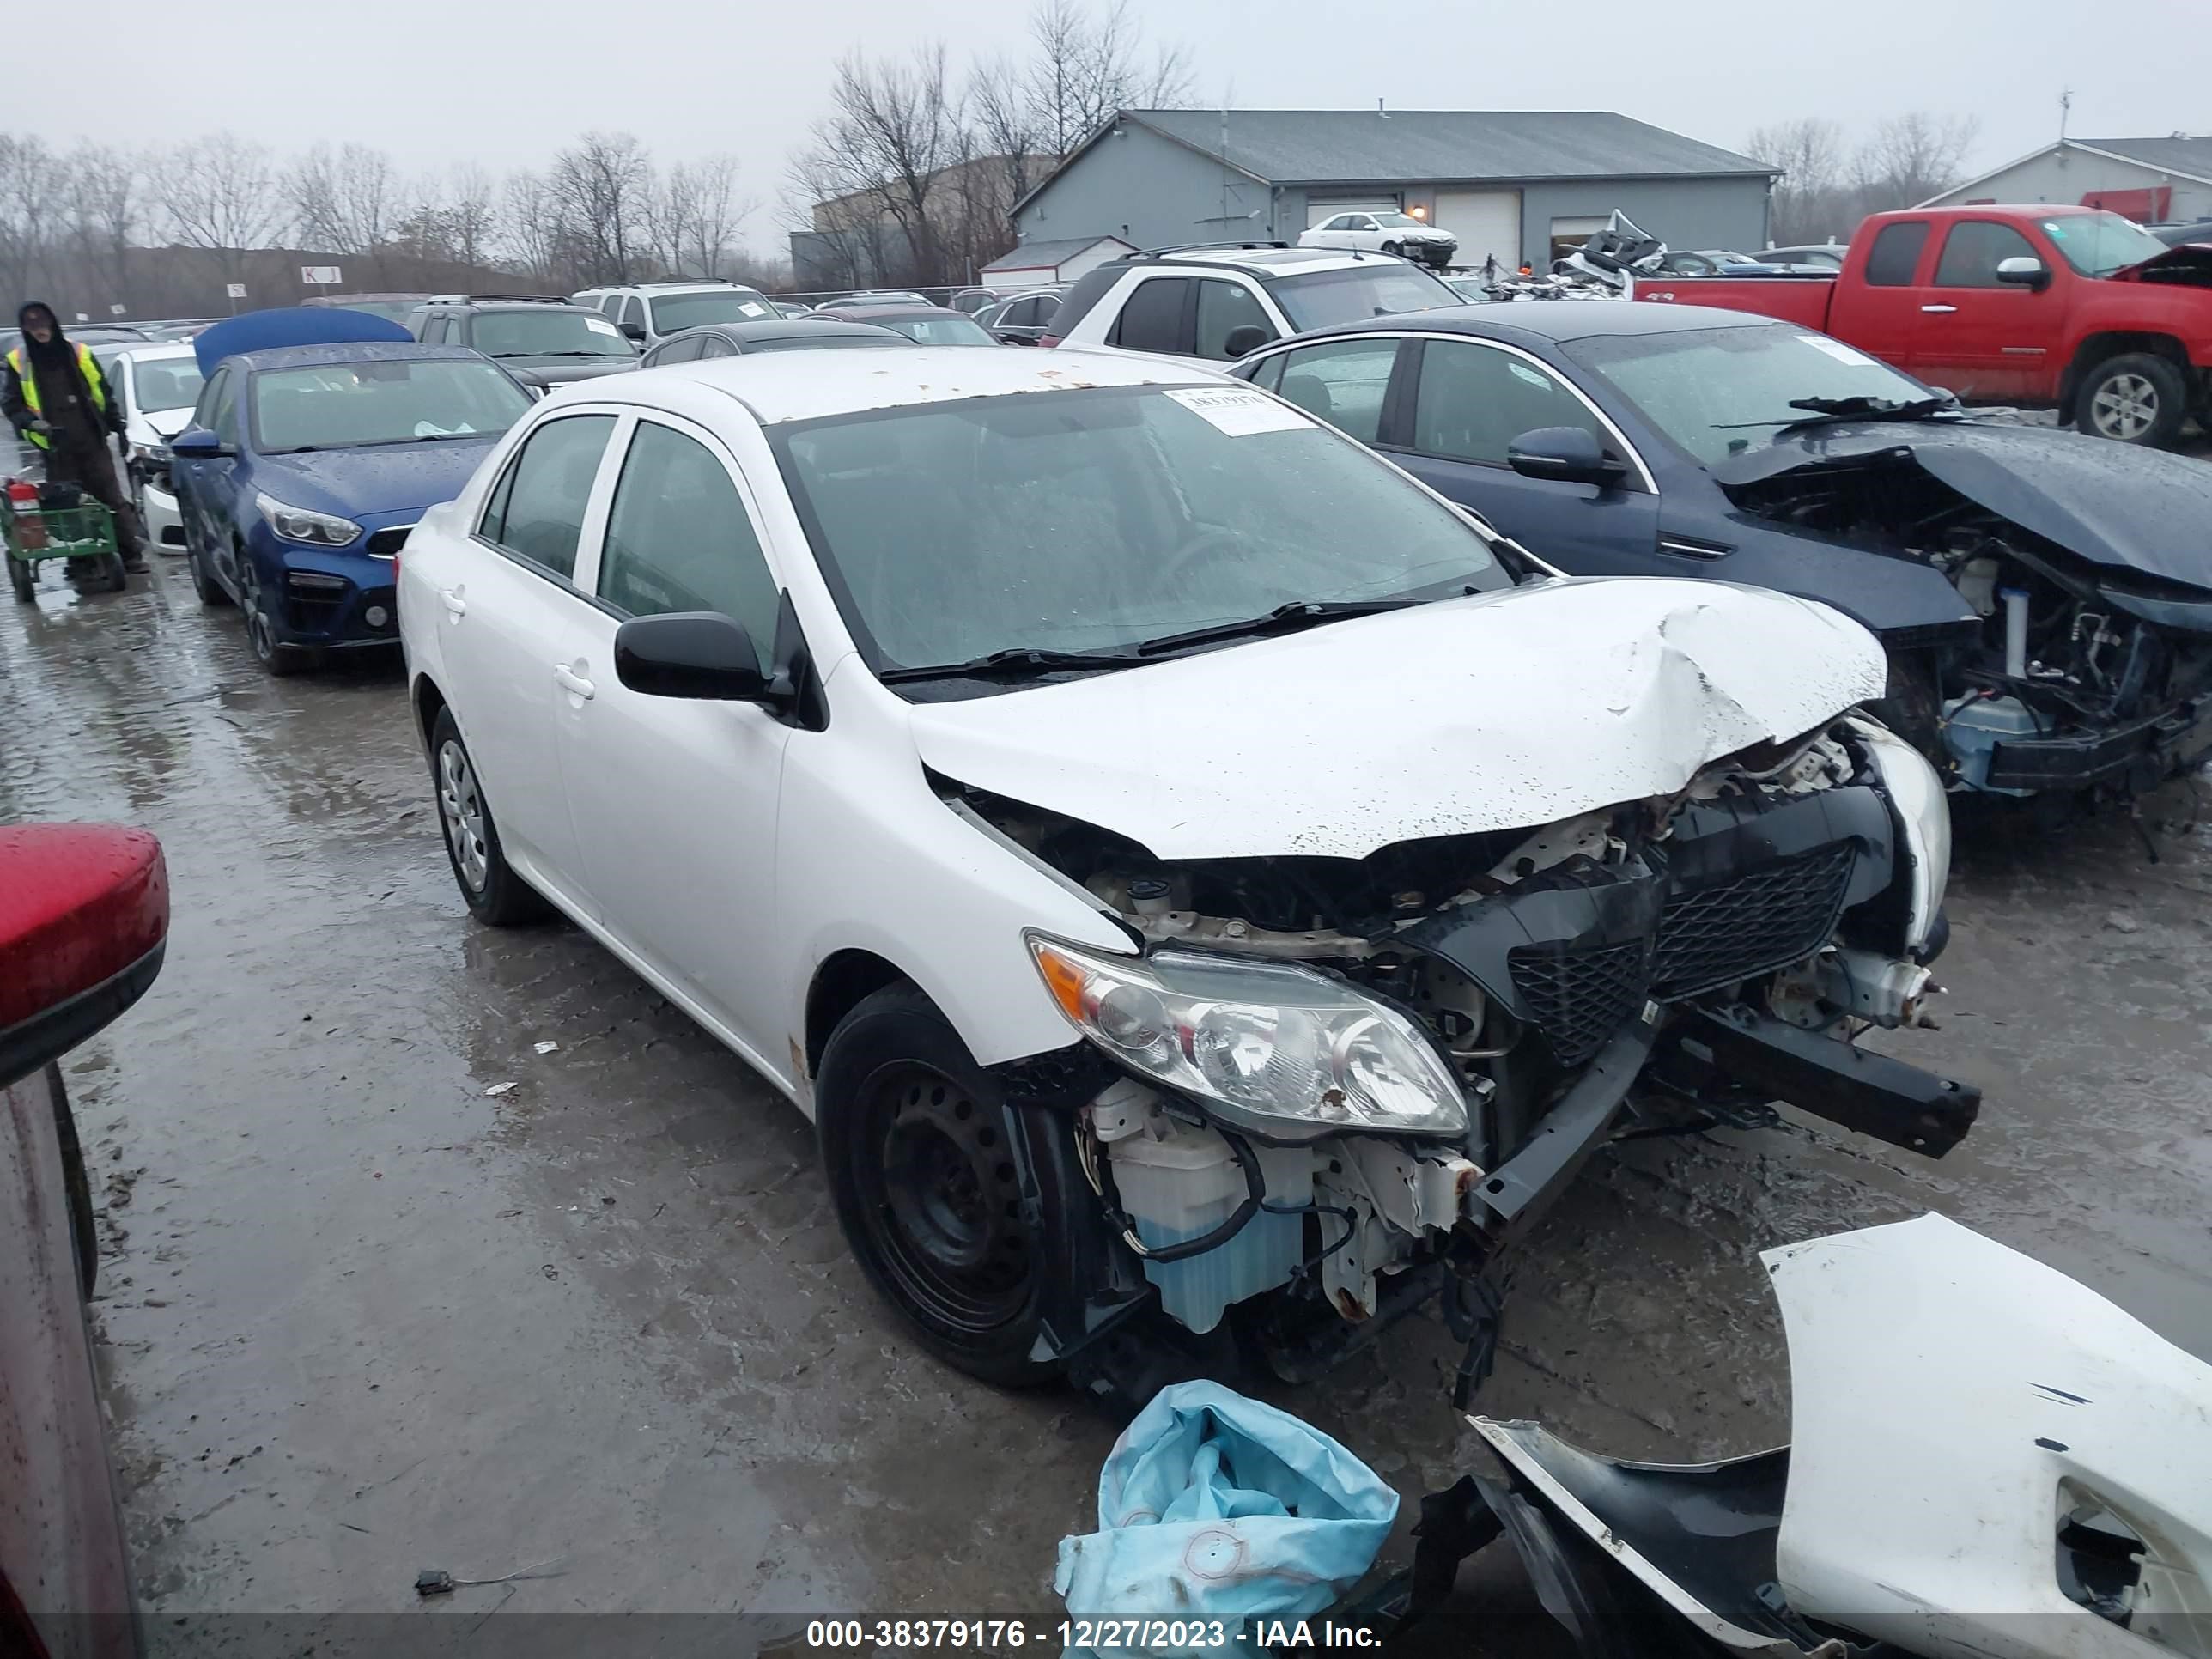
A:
1717;394;1958;431
1132;597;1421;657
492;350;607;359
877;645;1140;684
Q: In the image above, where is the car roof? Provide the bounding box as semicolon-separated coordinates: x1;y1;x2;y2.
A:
228;341;488;372
816;304;966;320
550;343;1219;425
1292;298;1780;347
1151;246;1370;273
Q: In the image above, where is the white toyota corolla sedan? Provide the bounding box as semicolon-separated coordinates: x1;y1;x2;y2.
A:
397;347;1974;1399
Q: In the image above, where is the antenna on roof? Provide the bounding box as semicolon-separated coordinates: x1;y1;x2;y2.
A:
1377;97;1388;118
2059;86;2072;143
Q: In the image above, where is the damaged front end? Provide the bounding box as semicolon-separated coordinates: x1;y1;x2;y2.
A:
1720;433;2212;799
963;719;1978;1400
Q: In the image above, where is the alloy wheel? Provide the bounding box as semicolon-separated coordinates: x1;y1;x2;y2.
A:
2089;373;2158;441
436;740;490;893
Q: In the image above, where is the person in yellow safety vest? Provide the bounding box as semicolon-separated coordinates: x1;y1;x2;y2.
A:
3;301;147;570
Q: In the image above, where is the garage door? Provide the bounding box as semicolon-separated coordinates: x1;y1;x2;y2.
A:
1432;189;1522;272
1307;199;1399;228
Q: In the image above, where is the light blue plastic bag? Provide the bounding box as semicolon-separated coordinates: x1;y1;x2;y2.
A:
1054;1381;1399;1659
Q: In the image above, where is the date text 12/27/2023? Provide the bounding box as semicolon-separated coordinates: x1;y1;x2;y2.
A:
803;1620;1382;1650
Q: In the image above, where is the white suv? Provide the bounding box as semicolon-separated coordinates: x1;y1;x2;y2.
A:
1044;244;1462;362
569;280;778;351
397;347;1966;1397
1298;210;1459;268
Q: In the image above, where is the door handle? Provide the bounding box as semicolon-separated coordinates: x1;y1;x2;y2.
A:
439;586;467;617
553;663;595;700
1920;304;1958;313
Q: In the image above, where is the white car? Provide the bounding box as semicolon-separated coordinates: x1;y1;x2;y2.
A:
100;343;205;554
1299;210;1459;268
397;349;1971;1397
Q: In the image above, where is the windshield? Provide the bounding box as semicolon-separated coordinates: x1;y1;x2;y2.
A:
648;290;775;332
1561;322;1936;465
1267;263;1458;331
1373;212;1425;228
870;313;996;346
250;359;531;452
2039;211;2170;276
773;384;1504;689
750;333;917;353
132;357;205;413
471;308;634;358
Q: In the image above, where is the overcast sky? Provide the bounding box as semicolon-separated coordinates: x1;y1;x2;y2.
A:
24;0;2211;251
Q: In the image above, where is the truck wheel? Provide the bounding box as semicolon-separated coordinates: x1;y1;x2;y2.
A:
2075;353;2187;446
816;985;1065;1389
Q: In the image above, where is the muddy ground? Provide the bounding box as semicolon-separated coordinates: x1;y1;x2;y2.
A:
3;555;2209;1655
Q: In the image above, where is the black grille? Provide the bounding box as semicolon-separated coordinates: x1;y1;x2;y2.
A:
366;526;414;560
1509;940;1651;1069
1653;842;1856;1000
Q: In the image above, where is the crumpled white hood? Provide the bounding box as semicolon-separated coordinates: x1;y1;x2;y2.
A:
143;408;193;440
905;578;1885;860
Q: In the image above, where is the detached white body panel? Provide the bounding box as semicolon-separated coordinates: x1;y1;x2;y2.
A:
1771;1213;2212;1656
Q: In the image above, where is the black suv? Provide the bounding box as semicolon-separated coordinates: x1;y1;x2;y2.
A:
411;295;640;386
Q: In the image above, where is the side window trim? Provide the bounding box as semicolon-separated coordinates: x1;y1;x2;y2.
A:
1395;333;1655;493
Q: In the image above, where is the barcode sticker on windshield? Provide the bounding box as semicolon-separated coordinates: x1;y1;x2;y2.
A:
1164;386;1314;436
1797;334;1877;368
586;316;620;335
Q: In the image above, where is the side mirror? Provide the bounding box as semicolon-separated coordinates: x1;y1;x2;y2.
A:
167;428;226;459
1221;324;1273;360
1995;256;2049;289
1506;425;1627;487
614;611;771;702
619;321;647;343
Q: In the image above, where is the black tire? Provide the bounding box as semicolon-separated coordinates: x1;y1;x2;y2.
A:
8;555;31;603
1381;241;1403;258
239;556;306;676
2075;352;2188;447
428;706;550;925
187;536;229;605
817;985;1064;1387
100;550;127;593
48;1063;99;1297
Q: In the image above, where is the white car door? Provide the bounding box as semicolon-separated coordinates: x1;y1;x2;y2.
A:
550;409;794;1074
434;409;622;910
1345;214;1385;252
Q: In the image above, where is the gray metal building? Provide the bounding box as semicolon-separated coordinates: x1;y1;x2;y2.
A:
1011;109;1778;270
1917;136;2212;223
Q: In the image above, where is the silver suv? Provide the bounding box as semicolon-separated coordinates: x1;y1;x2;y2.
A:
568;280;779;352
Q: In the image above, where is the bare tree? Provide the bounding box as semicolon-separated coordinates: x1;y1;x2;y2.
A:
1854;112;1981;208
153;133;287;259
1025;0;1192;159
1747;118;1849;245
970;56;1046;212
549;131;653;284
793;46;969;286
289;143;397;270
0;134;62;301
62;144;140;314
678;155;747;278
445;164;497;274
501;169;562;287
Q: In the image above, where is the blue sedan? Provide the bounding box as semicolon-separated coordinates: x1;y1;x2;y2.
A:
168;341;532;675
1231;302;2212;801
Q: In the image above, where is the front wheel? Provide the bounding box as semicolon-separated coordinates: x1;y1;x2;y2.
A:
817;985;1063;1387
8;554;32;603
239;557;307;676
2075;352;2188;446
1381;240;1403;258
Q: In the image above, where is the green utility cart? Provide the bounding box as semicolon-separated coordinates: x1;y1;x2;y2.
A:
3;487;125;600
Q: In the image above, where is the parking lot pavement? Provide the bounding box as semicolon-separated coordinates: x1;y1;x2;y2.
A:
3;560;2209;1649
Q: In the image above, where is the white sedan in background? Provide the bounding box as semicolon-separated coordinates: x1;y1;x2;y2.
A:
1298;210;1459;267
101;343;205;554
395;347;1959;1398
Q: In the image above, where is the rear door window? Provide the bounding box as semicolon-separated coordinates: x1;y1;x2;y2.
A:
1109;276;1190;354
1863;221;1931;286
477;413;617;581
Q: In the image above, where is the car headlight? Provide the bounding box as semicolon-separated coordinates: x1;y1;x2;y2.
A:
255;494;361;547
1850;718;1950;955
1028;935;1468;1139
127;440;169;465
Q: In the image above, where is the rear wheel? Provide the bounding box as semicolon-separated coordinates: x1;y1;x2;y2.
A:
2075;352;2187;446
428;707;549;926
8;554;31;603
817;985;1062;1387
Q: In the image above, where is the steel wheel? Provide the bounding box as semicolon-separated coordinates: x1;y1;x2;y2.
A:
2089;373;2159;441
437;738;490;894
854;1061;1035;1337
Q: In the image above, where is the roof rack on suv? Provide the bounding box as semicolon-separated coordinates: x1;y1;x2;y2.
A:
1118;241;1292;260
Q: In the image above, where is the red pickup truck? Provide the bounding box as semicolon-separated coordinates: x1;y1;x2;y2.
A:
1632;204;2212;446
